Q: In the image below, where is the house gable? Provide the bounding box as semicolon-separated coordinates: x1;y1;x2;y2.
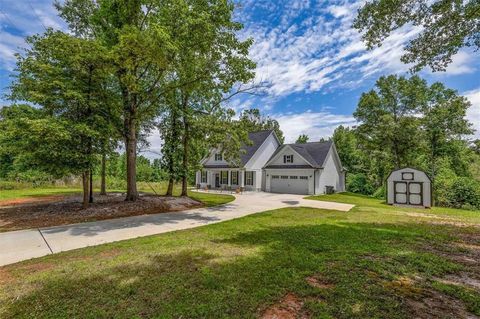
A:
201;130;279;169
201;149;233;168
244;131;281;170
264;145;314;168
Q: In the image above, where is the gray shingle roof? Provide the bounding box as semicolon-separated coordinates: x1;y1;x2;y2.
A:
265;141;333;169
239;130;274;166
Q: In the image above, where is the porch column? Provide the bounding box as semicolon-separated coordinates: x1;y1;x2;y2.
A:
239;170;244;188
196;171;200;185
227;170;231;187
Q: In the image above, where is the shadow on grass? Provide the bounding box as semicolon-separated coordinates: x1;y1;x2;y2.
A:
2;220;476;318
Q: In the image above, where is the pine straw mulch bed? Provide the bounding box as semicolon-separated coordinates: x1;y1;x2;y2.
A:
0;193;202;232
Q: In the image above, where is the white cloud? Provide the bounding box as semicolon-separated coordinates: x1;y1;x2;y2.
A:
273;110;357;142
441;51;476;75
239;0;476;99
0;31;24;70
0;1;66;71
464;88;480;139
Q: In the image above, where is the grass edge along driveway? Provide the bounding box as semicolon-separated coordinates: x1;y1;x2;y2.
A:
1;193;480;318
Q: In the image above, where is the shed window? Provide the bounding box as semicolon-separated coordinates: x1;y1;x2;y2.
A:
231;171;238;185
215;153;223;161
201;171;207;183
245;171;254;186
221;171;228;184
402;172;414;180
283;155;293;163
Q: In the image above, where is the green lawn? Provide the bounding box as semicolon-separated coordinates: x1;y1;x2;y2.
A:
1;194;479;318
0;187;81;200
0;183;234;208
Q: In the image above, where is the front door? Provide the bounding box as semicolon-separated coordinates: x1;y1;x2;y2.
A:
215;173;220;188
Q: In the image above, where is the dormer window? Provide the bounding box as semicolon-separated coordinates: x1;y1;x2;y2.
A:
283;155;293;163
215;153;223;161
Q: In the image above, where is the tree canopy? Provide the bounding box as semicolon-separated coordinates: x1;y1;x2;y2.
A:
354;0;480;72
295;134;309;144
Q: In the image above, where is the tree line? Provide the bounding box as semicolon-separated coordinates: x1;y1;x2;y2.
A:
332;75;480;209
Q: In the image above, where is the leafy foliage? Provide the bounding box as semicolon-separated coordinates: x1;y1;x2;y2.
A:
238;109;285;143
354;0;480;72
295;134;309;144
333;75;477;208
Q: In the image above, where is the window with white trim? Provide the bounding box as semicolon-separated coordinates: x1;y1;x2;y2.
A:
289;176;298;179
283;155;293;163
231;171;238;185
201;171;207;183
299;176;308;180
281;176;288;179
221;171;228;184
214;153;223;161
245;171;254;186
272;175;279;179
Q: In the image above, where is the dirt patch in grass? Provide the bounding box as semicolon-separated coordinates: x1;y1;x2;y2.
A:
0;193;202;232
406;288;477;319
0;269;14;285
0;195;67;207
306;276;335;289
438;274;480;291
261;293;309;319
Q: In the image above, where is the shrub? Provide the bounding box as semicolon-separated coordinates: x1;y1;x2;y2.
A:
446;177;480;210
373;186;385;199
347;173;375;195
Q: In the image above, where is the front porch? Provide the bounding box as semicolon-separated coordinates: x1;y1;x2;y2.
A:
195;168;260;192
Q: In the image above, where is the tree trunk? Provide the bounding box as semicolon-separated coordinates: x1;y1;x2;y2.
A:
181;135;188;196
166;178;174;196
181;96;189;197
82;171;89;209
100;153;107;195
125;113;138;201
89;169;94;203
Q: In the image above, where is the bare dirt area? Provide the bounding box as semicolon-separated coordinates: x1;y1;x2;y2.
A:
406;288;478;319
0;195;67;208
261;293;309;319
0;193;202;232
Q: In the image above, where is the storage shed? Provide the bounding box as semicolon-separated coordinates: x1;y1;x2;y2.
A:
386;168;432;208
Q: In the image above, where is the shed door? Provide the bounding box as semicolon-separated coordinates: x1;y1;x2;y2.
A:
394;181;423;206
408;182;423;205
394;182;408;204
271;175;309;195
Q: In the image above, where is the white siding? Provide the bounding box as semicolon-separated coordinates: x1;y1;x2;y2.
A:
267;146;311;166
202;149;229;166
317;149;343;194
245;133;280;170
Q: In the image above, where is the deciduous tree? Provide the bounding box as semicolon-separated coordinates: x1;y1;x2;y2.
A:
354;0;480;72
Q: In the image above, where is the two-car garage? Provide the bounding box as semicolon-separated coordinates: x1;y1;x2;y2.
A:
270;175;309;195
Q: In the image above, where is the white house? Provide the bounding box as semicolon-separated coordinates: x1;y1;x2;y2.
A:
196;130;346;195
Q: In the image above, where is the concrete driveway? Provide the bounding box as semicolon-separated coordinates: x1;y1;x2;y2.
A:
0;192;353;266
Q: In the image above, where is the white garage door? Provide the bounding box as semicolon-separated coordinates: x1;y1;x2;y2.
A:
271;175;309;195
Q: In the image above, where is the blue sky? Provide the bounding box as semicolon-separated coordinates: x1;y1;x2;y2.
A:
1;0;479;152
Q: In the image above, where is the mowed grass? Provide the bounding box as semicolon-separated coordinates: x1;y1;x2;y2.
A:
0;187;81;200
1;194;480;318
0;182;234;207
